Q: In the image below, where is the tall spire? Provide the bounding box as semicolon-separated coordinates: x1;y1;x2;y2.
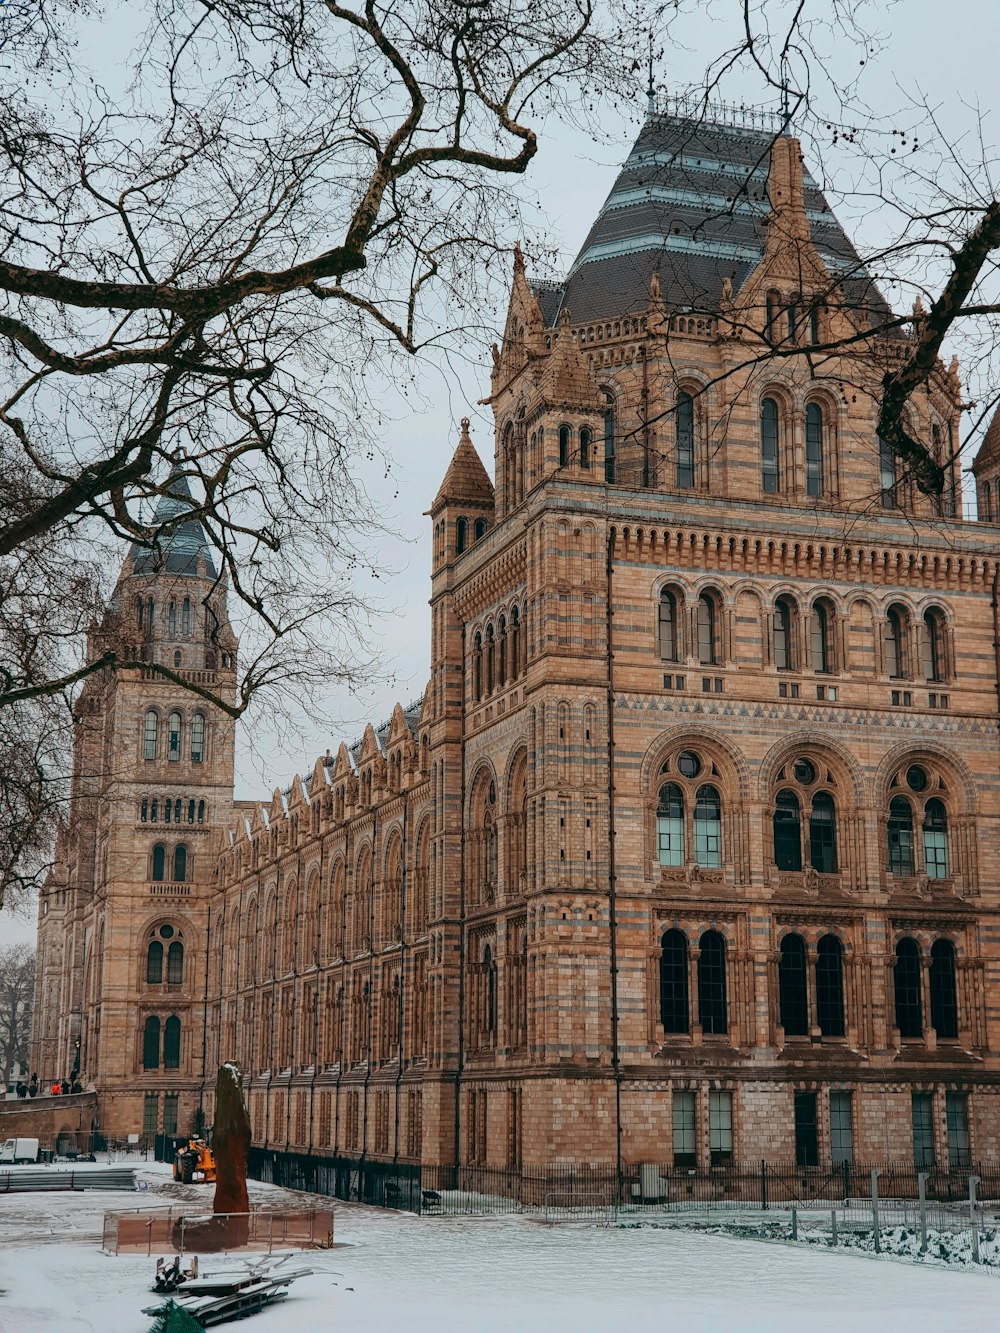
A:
646;31;656;119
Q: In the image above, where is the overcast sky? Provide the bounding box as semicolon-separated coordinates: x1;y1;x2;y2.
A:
3;0;999;949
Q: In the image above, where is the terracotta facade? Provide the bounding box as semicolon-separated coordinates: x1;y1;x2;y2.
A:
32;106;1000;1173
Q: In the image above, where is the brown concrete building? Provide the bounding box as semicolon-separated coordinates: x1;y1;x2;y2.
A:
32;102;1000;1177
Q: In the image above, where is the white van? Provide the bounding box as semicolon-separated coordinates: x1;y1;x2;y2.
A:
0;1137;40;1163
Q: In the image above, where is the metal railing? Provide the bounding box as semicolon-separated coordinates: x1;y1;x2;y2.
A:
103;1206;334;1255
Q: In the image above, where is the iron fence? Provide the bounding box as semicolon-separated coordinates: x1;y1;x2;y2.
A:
246;1151;1000;1218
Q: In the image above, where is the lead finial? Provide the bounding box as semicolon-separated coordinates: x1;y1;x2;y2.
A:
646;31;655;118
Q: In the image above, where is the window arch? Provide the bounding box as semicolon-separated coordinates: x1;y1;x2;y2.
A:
190;714;205;764
809;792;837;873
805;403;825;497
930;939;958;1039
919;609;946;682
983;480;993;523
473;631;483;701
809;600;833;674
142;1016;160;1069
676;391;694;488
473;517;487;542
146;940;163;985
173;844;188;883
815;935;845;1037
167;711;182;761
878;435;897;507
603;394;616;483
167;941;184;985
182;597;191;635
696;592;719;665
455;517;468;555
558;424;570;467
656;783;685;867
697;931;727;1035
509;606;521;681
143;710;158;762
163;1015;181;1069
151;844;166;882
659;930;689;1034
761;397;780;492
168;600;177;635
658;588;680;662
497;613;507;688
884;604;908;678
765;290;781;342
887;796;915;876
894;938;923;1038
693;785;722;867
773;790;802;871
922;798;948;879
778;934;808;1036
579;426;592;470
485;624;495;694
773;596;796;671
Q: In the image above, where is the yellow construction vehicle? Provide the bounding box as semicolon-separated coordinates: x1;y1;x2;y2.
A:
172;1138;217;1184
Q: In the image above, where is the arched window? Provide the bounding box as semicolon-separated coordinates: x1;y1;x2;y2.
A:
142;1016;160;1069
152;844;166;882
696;593;718;665
603;396;616;483
922;798;948;878
483;944;496;1035
983;480;993;523
579;426;592;470
455;517;467;555
198;800;205;824
182;597;191;635
656;783;685;867
805;403;824;497
773;597;795;671
809;305;821;344
884;606;907;678
894;938;923;1039
137;596;144;629
167;941;184;985
659;930;689;1034
510;606;521;681
778;934;808;1036
167;711;181;761
146;597;155;628
143;710;158;762
786;299;798;343
146;940;163;985
173;844;188;883
809;792;837;873
187;799;195;823
497;613;507;688
676;391;694;488
765;290;781;342
878;435;897;507
694;785;722;867
697;931;727;1035
168;600;177;636
919;610;946;682
474;517;487;542
473;631;483;702
773;790;802;871
761;398;780;492
887;796;915;876
485;624;495;694
658;589;680;662
163;1015;181;1069
809;601;832;673
815;935;845;1037
558;425;570;467
930;939;958;1039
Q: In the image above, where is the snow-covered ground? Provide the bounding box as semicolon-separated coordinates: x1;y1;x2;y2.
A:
1;1165;998;1331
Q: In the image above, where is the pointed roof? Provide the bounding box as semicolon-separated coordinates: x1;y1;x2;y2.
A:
533;103;892;327
429;418;495;515
131;468;218;579
973;403;1000;474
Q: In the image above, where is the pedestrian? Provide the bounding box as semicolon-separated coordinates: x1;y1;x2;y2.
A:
28;1073;38;1098
60;1078;70;1095
70;1079;82;1095
15;1080;27;1099
50;1080;60;1095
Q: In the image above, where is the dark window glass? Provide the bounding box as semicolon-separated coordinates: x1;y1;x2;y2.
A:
815;935;845;1037
786;302;797;342
946;1092;970;1168
658;590;679;661
473;632;483;701
694;785;722;867
474;517;487;541
829;1090;853;1166
173;844;188;883
697;931;727;1035
929;939;958;1039
152;844;166;882
143;710;158;762
677;751;700;779
894;938;923;1039
163;1015;181;1070
879;435;897;507
765;291;780;342
146;941;163;985
922;799;948;879
696;594;718;665
805;403;824;497
676;392;694;488
604;404;615;483
887;796;915;875
142;1015;160;1070
167;941;184;986
809;603;831;673
793;759;815;785
809;305;820;344
794;1091;818;1167
778;934;808;1036
558;425;570;467
455;517;467;554
659;930;689;1034
885;608;904;678
761;398;780;492
907;765;927;793
580;428;591;469
774;598;794;671
809;792;837;873
912;1093;935;1168
773;789;802;871
920;611;945;682
182;598;191;636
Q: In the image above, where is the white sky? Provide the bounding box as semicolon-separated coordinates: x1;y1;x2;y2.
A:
2;0;999;949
